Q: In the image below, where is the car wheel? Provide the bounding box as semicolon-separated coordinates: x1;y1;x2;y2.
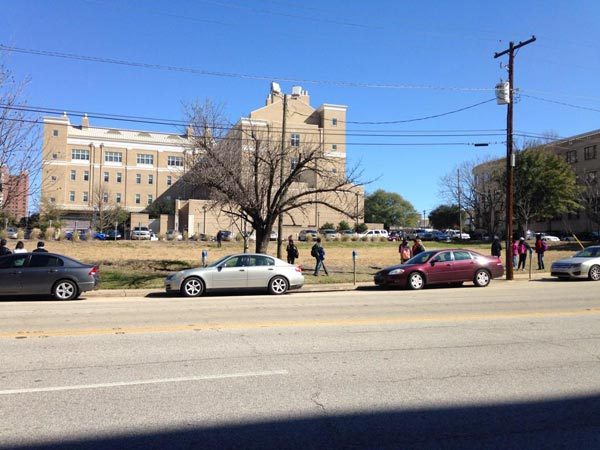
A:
181;277;205;297
53;279;79;300
269;276;289;295
588;265;600;281
407;272;425;290
474;269;491;287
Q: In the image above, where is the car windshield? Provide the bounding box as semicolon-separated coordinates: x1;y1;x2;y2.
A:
405;251;436;265
573;247;600;258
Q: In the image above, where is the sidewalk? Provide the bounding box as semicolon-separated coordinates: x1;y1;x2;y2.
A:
86;269;551;298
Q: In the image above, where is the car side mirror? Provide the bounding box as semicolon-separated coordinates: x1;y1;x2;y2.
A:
430;260;436;266
217;265;223;271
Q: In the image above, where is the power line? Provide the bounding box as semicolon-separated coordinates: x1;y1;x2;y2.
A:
522;94;600;114
0;43;495;92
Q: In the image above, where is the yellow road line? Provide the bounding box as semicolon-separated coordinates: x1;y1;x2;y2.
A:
2;308;599;339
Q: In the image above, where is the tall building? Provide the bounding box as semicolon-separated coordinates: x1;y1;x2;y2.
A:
473;128;600;234
174;84;364;236
41;113;191;219
0;167;29;221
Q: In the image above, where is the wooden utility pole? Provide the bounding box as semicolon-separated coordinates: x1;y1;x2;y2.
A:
458;168;462;241
277;94;288;259
494;35;536;280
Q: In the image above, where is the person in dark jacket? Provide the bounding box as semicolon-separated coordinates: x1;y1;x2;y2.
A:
32;241;48;253
311;238;328;276
517;237;532;271
491;236;502;258
412;238;425;256
0;239;11;256
286;237;299;264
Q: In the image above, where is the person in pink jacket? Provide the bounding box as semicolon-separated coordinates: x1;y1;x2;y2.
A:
511;238;519;269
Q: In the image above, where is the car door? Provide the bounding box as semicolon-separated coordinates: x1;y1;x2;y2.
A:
0;254;29;294
246;255;276;288
426;251;454;283
452;250;476;281
25;254;66;295
211;255;248;289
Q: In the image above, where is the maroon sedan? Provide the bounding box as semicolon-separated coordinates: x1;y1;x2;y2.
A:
374;249;504;290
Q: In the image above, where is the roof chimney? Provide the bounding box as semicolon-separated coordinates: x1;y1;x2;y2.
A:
81;114;89;129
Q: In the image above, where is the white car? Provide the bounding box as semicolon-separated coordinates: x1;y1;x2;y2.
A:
165;253;304;296
131;226;151;240
166;230;183;241
321;228;340;240
540;233;560;242
6;227;18;239
550;245;600;281
359;229;389;239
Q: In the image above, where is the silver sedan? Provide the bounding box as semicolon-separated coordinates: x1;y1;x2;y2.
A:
550;245;600;281
165;253;305;297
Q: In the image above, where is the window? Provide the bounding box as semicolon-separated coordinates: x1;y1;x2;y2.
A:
103;172;109;182
116;193;122;203
70;170;76;181
148;174;154;185
565;150;577;164
50;197;55;203
332;168;337;173
104;151;123;163
453;251;472;261
137;154;154;165
135;194;141;204
52;129;59;137
116;172;122;183
147;194;153;205
71;149;90;161
82;191;88;202
167;156;183;167
135;174;141;184
166;175;172;186
290;157;298;171
584;145;597;161
332;118;338;126
51;176;57;182
69;191;75;202
83;170;89;181
52;153;58;159
224;256;244;268
29;255;63;268
290;133;300;147
332;144;337;150
0;254;28;269
102;192;109;203
248;255;274;266
432;252;452;262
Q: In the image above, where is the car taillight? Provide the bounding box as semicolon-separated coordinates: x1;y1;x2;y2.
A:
88;266;99;276
295;265;303;273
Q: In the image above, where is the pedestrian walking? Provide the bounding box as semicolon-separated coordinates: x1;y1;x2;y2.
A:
286;237;299;264
535;234;548;270
14;241;27;254
511;238;519;269
311;237;328;276
399;238;412;263
32;241;48;253
491;236;502;258
517;237;532;271
412;238;425;256
0;238;11;256
216;230;223;248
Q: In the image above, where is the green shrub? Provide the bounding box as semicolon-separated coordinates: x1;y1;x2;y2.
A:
351;236;359;242
360;236;369;242
341;235;350;242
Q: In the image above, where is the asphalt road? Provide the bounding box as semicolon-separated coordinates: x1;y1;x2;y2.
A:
1;280;600;449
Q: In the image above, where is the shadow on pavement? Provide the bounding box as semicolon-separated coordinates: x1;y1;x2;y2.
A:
5;394;600;449
0;295;84;302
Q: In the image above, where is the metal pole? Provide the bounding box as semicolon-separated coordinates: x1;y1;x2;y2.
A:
277;94;288;259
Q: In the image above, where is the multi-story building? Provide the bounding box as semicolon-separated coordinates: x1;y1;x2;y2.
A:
41;113;191;220
0;166;29;221
174;84;364;236
473;129;600;235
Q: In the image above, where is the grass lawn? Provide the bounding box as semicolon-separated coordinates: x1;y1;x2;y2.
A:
16;238;590;290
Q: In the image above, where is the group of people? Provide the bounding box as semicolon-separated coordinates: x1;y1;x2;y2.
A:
491;235;548;270
0;240;48;256
398;238;426;263
285;236;328;276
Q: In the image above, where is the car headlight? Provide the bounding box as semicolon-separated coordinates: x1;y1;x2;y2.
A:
388;268;405;276
570;264;581;269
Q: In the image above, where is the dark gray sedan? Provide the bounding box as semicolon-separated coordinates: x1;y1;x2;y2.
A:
0;253;99;300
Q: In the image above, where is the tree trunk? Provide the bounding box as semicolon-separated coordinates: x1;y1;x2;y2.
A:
254;227;271;254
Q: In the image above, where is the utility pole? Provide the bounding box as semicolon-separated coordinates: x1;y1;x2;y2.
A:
494;35;536;280
277;94;288;259
458;168;462;241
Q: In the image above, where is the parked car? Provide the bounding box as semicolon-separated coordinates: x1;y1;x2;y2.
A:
298;229;319;241
106;229;122;240
92;232;106;240
218;230;233;242
270;230;278;241
321;228;340;240
0;252;100;300
374;249;504;290
341;230;356;238
150;232;159;241
6;227;19;239
550;245;600;281
359;229;389;239
433;230;451;242
166;230;183;241
539;233;560;242
65;229;88;241
131;226;151;240
387;231;403;241
165;253;304;297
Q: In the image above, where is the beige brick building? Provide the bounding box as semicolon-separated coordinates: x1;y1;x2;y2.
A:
41;113;190;221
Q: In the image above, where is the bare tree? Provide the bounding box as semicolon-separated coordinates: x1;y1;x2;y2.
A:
0;62;44;219
183;100;363;253
91;185;128;231
581;171;600;233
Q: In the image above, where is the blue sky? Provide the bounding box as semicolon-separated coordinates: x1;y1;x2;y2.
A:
2;0;599;215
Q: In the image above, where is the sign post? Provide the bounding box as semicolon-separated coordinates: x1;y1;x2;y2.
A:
352;250;358;285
